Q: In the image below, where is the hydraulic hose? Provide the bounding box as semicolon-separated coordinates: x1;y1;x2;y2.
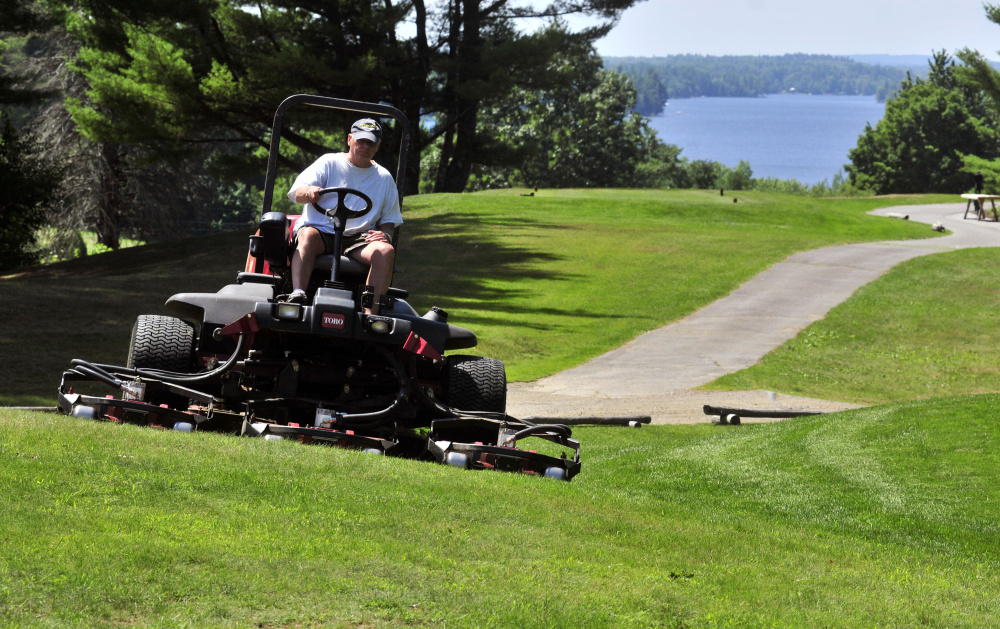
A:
406;369;571;447
409;375;509;422
90;334;246;386
501;424;573;446
410;379;463;419
68;362;125;390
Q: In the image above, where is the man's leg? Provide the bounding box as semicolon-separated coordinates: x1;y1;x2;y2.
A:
349;241;395;315
290;227;327;295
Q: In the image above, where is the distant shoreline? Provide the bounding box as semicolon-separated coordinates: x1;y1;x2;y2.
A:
663;93;884;101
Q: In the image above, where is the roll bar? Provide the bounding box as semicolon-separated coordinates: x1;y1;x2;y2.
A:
260;94;411;221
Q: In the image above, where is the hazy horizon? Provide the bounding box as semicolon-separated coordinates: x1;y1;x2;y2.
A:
594;1;1000;61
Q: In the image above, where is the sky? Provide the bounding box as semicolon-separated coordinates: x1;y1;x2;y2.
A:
594;0;1000;60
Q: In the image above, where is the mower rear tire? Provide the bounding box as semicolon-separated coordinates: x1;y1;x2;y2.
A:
444;355;506;413
127;315;195;373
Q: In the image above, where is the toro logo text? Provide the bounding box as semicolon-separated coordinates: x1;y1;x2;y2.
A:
321;313;346;330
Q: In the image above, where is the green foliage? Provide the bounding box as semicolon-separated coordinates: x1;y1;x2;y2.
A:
632;141;689;188
956;5;1000;121
629;66;668;115
475;50;663;189
66;24;200;147
631;152;862;195
607;54;910;101
846;52;1000;194
0;112;58;271
210;180;264;231
53;0;639;198
34;228;88;262
752;170;869;197
0;0;59;106
719;159;753;191
685;159;721;189
959;154;1000;192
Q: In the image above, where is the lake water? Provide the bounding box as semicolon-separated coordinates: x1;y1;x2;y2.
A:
648;94;886;185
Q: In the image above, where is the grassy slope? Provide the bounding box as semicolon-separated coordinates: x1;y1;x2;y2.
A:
0;231;248;406
3;189;998;626
0;188;948;406
2;395;998;627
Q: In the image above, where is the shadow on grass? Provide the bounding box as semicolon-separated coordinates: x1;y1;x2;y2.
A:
396;212;591;312
1;231;253;404
396;213;644;324
447;307;637;333
5;231;249;284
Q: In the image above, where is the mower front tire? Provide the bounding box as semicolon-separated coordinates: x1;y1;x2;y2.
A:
127;315;195;373
444;355;507;413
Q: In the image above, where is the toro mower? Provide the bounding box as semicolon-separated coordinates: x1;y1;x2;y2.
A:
57;95;580;480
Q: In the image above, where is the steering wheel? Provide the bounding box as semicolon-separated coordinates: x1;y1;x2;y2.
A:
314;187;373;231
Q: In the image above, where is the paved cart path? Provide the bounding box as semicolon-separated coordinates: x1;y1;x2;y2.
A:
506;203;1000;424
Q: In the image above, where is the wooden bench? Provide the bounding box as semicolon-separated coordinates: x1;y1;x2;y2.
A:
961;193;1000;220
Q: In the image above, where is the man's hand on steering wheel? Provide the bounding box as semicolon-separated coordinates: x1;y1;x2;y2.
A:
295;185;324;204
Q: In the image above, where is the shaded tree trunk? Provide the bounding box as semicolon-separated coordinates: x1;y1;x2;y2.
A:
95;141;123;249
433;0;482;193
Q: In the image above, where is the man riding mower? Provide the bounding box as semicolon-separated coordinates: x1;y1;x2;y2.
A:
57;95;581;480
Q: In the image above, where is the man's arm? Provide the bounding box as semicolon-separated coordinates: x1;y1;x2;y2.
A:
293;185;323;204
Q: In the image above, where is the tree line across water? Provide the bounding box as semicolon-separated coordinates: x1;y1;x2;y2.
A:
607;54;915;115
5;2;1000;271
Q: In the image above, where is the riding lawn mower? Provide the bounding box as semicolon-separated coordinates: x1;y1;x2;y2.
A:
56;95;581;480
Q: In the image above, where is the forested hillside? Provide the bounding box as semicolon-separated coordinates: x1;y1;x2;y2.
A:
607;54;911;114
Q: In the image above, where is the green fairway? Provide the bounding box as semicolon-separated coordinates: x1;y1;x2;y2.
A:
0;188;949;405
708;247;1000;403
2;395;998;627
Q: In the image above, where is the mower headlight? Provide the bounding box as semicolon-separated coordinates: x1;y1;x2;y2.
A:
274;302;302;321
366;316;392;334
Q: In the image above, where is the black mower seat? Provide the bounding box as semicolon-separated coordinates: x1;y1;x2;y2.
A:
314;254;369;277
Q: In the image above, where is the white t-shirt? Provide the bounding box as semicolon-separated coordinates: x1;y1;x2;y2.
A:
287;153;403;236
